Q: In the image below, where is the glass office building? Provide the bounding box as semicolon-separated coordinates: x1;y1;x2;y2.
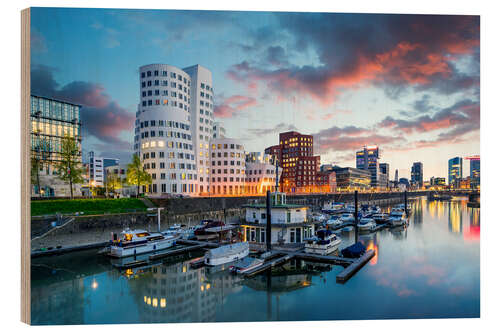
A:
448;157;463;188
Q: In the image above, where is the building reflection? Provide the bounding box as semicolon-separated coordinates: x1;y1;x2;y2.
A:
125;260;243;323
412;199;423;227
359;232;379;265
448;201;463;234
464;207;480;242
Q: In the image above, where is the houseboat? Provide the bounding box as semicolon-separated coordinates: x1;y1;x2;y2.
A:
240;192;317;248
204;242;249;266
109;228;178;258
304;229;342;255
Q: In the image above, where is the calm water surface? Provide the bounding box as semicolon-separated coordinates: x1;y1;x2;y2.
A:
31;197;480;324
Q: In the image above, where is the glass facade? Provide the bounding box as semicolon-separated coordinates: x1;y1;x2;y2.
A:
30;95;82;163
448;157;463;187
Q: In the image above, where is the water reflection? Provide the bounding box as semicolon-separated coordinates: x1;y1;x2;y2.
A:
31;197;480;324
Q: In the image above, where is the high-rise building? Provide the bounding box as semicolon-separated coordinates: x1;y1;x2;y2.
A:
411;162;423;188
88;151;119;187
430;177;446;187
395;169;399;183
331;166;371;190
209;138;245;195
212;121;226;139
30;95;82;197
448;157;463;187
467;155;480;189
265;131;320;193
135;64;214;196
379;163;389;188
356;146;381;188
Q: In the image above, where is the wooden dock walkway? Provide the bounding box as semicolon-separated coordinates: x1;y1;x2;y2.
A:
148;244;206;260
292;252;355;266
242;253;295;277
336;250;375;283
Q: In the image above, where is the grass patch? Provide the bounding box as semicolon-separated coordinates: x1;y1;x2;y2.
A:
31;198;148;216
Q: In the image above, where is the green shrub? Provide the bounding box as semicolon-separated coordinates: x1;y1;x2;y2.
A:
31;198;148;216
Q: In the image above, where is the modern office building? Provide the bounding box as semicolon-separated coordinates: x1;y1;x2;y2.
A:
448;157;463;188
394;169;399;183
209;138;246;195
30;95;82;197
88;151;119;187
467;155;480;189
430;177;446;187
135;64;214;196
411;162;423;188
379;163;389;189
212;121;226;139
265;131;320;193
331;166;371;190
104;163;137;197
356;146;382;188
244;152;281;195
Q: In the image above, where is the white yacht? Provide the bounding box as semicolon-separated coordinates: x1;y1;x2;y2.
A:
326;215;343;227
229;256;265;274
340;213;355;223
204;242;249;266
304;229;342;255
358;217;376;231
389;210;408;226
312;212;328;223
109;228;178;258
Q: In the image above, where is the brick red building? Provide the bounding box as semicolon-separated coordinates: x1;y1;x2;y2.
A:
265;131;327;193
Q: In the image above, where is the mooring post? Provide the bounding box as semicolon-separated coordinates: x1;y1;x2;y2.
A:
354;190;359;243
266;190;272;252
404;190;408;216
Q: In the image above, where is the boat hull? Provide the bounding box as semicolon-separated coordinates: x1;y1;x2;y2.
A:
109;238;176;258
305;239;341;255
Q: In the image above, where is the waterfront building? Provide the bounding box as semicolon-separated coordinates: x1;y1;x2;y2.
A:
212;121;226;139
88;151;119;187
315;170;337;193
411;162;423;188
209;138;246;195
135;64;214;196
430;177;447;189
30;95;82;197
398;177;410;191
240;192;316;249
331;166;371;191
104;163;138;197
265;131;320;193
244;152;282;195
467;156;480;189
356;146;382;188
448;157;463;188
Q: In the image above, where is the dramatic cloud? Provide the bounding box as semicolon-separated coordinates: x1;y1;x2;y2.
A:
31;29;48;53
312;125;404;154
214;94;257;118
247;122;297;137
31;65;134;155
225;14;479;106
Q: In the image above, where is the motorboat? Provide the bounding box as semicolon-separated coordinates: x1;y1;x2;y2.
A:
204;242;249;266
394;203;411;214
340;213;355;223
194;220;225;238
326;215;343;227
311;212;328;223
357;217;376;232
369;205;381;214
229;256;265;274
345;204;355;214
304;229;342;255
372;213;389;224
322;201;345;214
109;228;178;258
389;210;408;226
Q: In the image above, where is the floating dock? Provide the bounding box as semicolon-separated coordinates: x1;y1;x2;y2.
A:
336;250;375;283
31;241;109;258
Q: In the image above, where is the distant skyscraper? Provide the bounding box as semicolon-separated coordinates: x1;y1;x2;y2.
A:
356;146;381;188
411;162;423;187
379;163;389;188
448;157;463;187
467;155;480;189
395;169;399;183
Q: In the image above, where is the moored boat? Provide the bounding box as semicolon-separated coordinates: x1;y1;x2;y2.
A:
204;242;249;266
358;217;376;231
229;256;265;274
304;229;342;255
340;213;355;223
109;228;178;258
372;213;389;224
389;210;408;226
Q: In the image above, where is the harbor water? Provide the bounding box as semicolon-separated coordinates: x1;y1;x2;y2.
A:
31;196;480;324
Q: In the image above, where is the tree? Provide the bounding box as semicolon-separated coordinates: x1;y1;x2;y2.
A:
30;155;42;197
126;154;152;196
106;172;123;197
56;134;84;199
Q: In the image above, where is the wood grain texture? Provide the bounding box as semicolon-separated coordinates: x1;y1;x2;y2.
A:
21;7;31;325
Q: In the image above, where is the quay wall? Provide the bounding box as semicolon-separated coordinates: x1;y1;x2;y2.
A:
31;192;425;250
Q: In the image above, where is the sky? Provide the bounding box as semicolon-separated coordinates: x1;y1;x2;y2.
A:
30;7;480;180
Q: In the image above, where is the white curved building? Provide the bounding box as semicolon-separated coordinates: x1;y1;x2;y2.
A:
245;152;282;195
209;138;245;195
135;64;214;196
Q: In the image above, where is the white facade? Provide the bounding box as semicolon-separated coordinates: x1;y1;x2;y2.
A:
245;152;282;195
209;138;246;195
135;64;210;196
88;151;119;187
213;121;226;139
183;65;215;195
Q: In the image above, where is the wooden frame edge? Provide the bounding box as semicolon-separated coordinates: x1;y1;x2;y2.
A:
21;7;31;325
